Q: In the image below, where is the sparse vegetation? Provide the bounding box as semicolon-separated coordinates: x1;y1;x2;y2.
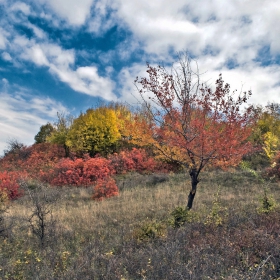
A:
0;170;279;279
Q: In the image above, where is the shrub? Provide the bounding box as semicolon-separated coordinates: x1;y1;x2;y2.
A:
109;148;174;174
169;206;199;228
0;171;25;200
132;220;166;241
92;178;119;201
257;188;277;214
205;187;227;226
0;143;65;175
47;156;115;187
266;151;280;179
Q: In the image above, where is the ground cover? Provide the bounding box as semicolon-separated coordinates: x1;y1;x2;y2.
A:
0;170;280;279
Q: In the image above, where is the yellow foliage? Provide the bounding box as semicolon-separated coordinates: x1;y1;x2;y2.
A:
263;132;279;159
66;107;121;155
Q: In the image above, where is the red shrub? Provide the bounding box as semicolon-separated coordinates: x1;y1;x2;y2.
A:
108;148;157;174
46;156;115;187
92;178;119;201
0;143;65;176
0;171;26;200
109;148;176;174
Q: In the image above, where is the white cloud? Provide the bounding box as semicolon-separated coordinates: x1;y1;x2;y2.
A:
113;0;280;60
25;22;47;39
42;0;95;26
0;28;8;49
13;37;116;100
1;52;12;61
117;58;280;108
28;45;49;66
117;63;149;105
10;2;31;15
0;90;67;155
50;65;116;100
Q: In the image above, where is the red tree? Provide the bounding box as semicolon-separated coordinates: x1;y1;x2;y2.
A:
134;54;255;209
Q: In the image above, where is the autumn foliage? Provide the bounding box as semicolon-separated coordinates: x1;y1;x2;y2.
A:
0;143;65;174
131;54;255;209
0;138;174;201
0;171;26;200
265;151;280;179
44;156;114;187
92;177;119;201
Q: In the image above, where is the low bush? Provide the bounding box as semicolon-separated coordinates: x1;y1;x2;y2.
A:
0;171;25;200
44;155;114;187
266;151;280;179
92;178;119;201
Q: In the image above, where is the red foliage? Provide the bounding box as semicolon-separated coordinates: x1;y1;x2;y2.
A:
45;155;115;187
0;171;26;200
109;148;172;174
92;178;119;201
109;148;153;174
0;143;65;176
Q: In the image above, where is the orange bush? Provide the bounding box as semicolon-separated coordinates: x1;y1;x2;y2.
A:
92;178;119;201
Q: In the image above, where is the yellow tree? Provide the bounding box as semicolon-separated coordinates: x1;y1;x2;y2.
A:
66;107;121;156
250;103;280;164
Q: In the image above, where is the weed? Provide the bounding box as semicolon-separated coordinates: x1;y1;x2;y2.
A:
132;219;166;241
205;186;227;226
169;206;199;228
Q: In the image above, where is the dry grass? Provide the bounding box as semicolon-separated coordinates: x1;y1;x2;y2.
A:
1;170;280;279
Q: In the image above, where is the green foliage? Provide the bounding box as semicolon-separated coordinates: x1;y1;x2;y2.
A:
47;113;73;156
257;188;277;214
66;107;121;156
240;160;277;214
132;220;166;241
34;123;54;144
169;206;198;228
205;186;227;226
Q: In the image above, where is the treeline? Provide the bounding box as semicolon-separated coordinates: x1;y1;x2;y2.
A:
1;101;280;201
0;103;176;201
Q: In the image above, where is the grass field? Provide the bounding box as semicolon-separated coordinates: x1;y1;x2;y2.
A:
1;170;280;279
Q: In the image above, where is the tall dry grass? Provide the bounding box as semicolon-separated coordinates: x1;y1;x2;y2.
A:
1;170;280;279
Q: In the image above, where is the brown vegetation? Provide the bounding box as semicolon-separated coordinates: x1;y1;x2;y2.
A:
0;170;280;279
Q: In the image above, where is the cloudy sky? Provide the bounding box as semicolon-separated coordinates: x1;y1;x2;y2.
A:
0;0;280;154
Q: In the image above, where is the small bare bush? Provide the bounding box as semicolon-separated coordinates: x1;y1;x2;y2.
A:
20;181;59;247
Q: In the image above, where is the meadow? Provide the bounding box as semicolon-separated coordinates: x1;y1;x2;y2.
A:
1;169;280;280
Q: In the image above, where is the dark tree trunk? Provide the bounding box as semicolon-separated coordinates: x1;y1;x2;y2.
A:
186;168;200;210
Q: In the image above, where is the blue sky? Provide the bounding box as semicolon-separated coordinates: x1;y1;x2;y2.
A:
0;0;280;154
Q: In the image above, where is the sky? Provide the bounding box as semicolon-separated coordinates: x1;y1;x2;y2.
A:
0;0;280;155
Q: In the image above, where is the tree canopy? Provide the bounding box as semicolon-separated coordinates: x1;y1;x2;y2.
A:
130;54;255;209
65;107;121;156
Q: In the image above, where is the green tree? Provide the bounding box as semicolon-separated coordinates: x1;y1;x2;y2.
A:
47;113;73;156
34;123;54;144
66;107;121;156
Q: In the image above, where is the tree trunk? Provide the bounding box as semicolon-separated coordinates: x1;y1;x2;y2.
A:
186;168;200;210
